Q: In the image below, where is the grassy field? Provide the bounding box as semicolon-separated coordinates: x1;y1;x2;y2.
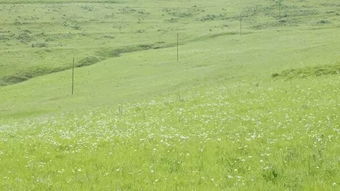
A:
0;0;339;190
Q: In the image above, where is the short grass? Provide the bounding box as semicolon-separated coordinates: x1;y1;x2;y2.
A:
1;76;339;190
272;62;340;79
0;0;339;84
0;0;340;190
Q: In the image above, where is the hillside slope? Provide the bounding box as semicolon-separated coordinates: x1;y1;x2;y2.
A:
0;0;339;190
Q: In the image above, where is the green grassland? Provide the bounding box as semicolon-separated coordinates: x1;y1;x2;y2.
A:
0;0;340;190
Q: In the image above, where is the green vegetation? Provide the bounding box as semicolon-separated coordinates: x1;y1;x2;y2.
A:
272;62;340;79
0;0;339;190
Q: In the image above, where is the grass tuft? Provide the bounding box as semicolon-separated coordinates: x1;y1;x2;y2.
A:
272;63;340;80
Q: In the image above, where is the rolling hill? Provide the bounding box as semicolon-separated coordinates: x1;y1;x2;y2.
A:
0;0;339;190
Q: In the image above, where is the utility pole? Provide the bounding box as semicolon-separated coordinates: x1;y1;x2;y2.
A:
278;1;281;19
275;0;283;19
239;13;242;35
72;57;75;95
177;32;179;62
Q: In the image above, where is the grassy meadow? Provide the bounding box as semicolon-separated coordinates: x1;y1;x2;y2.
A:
0;0;339;190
